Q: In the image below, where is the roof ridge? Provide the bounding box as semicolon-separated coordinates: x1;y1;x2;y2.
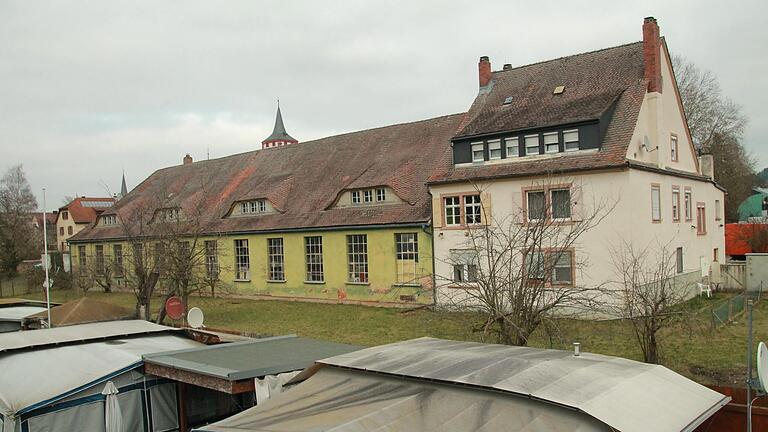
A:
493;40;643;74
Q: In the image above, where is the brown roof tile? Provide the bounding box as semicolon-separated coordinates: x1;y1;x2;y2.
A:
72;113;466;241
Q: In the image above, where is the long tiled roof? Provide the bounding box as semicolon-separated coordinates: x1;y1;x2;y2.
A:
430;41;649;184
72;113;465;241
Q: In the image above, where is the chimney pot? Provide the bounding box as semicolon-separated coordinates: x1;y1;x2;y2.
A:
183;154;193;165
642;16;662;93
503;63;512;70
478;56;492;88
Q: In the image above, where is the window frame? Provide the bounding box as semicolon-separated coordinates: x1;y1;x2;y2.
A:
487;139;502;160
550;188;572;221
670;133;679;162
442;193;483;228
563;129;579;152
113;244;123;277
471;142;485;162
551;250;574;286
524;249;575;287
346;234;369;283
505;137;519;158
234;239;250;281
672;186;681;222
543;132;559;154
95;245;105;275
463;194;482;225
524;134;541;156
523;184;573;224
676;247;684;274
267;238;285;282
304;236;324;283
651;184;662;223
363;189;373;203
376;188;386;202
395;233;419;285
696;202;707;235
684;188;693;221
205;240;219;281
715;199;722;221
78;245;87;268
351;190;361;204
443;196;462;227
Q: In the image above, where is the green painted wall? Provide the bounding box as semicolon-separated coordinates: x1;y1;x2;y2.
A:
71;226;434;305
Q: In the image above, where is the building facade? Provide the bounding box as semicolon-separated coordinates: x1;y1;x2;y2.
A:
56;197;115;252
428;17;725;307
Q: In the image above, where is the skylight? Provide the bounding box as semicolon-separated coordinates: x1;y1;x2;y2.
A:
553;85;565;95
503;96;514;105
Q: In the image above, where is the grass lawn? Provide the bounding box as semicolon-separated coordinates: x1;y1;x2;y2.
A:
20;288;768;386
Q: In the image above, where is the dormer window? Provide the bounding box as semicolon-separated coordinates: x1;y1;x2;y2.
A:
505;137;519;157
240;199;267;214
488;139;502;160
159;208;181;221
544;132;559;153
564;130;579;151
351;191;361;204
525;135;541;156
471;142;484;162
101;215;117;226
363;190;373;203
376;188;386;202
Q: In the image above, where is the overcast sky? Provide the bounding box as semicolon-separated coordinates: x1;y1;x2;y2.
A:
1;0;766;209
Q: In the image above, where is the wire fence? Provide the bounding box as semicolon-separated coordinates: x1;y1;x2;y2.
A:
711;291;760;328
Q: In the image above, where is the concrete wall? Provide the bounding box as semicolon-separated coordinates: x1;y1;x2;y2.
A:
71;226;434;305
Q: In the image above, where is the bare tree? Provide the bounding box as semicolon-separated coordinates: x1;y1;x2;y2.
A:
607;240;689;364
0;165;39;276
437;178;614;346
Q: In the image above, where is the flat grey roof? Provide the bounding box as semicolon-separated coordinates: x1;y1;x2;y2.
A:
143;335;363;381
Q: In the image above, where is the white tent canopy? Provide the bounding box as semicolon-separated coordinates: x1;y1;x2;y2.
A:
198;338;729;432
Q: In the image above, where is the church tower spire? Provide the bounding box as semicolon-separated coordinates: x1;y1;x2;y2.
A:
261;100;299;149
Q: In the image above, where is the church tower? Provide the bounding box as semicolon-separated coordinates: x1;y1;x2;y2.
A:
261;102;299;149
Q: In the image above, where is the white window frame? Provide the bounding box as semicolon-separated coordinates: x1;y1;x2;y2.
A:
715;199;722;221
550;189;571;221
234;239;250;281
551;251;573;285
505;137;519;158
351;190;361;204
672;188;680;222
526;190;546;222
651;185;661;222
444;196;461;226
464;194;482;225
684;190;693;221
525;134;540;156
363;190;373;203
543;132;559;153
671;134;679;162
488;139;502;160
347;234;369;283
376;188;386;202
471;142;485;162
395;233;419;284
267;238;285;281
305;236;324;282
563;129;579;152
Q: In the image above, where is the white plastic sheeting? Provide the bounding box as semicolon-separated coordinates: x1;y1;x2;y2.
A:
253;371;300;404
197;367;611;432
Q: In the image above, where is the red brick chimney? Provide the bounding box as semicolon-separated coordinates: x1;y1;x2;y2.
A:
478;56;492;88
643;17;662;93
183;154;193;165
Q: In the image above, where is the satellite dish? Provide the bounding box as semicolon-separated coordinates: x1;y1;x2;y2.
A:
187;307;204;329
758;342;768;392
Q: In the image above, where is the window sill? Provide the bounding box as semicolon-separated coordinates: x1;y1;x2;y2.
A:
393;283;422;288
446;283;479;290
304;280;325;285
346;281;370;286
234;279;251;283
266;279;286;283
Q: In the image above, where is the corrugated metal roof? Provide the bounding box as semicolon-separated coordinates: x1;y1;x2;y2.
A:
319;338;729;432
143;334;363;381
0;319;177;354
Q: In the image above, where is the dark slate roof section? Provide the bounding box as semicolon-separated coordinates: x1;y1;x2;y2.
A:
143;335;363;381
430;42;648;184
72;113;465;241
262;106;298;144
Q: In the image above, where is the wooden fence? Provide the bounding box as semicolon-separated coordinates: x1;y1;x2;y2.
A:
720;262;746;291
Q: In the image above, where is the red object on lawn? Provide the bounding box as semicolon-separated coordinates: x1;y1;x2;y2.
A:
165;296;184;320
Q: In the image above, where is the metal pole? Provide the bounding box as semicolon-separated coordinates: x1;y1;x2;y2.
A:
42;188;51;328
747;298;754;432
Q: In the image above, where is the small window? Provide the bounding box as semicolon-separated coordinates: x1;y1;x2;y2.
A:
240;200;266;214
444;196;461;226
363;190;373;203
376;188;386;202
59;227;64;235
684;190;692;221
676;247;683;274
464;195;482;225
672;188;680;222
62;211;69;220
563;130;579;152
651;185;661;222
671;134;679;162
505;137;519;158
696;203;706;235
525;135;540;156
471;142;485;162
543;132;559;153
351;191;361;204
527;191;546;221
552;251;573;285
715;199;722;221
488;139;502;160
525;251;545;280
68;226;73;234
451;250;478;283
551;189;571;220
713;248;719;262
